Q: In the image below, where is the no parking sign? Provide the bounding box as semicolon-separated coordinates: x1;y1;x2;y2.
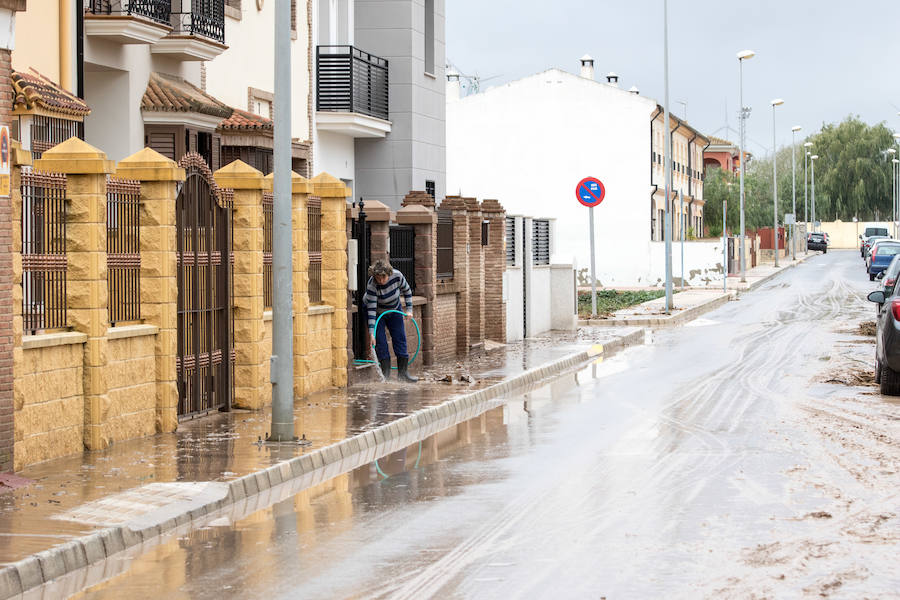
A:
575;176;605;208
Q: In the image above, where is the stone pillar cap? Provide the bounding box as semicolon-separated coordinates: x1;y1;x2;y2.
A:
481;198;506;214
358;199;391;221
34;137;115;174
116;147;186;182
439;196;467;211
214;160;264;189
10;140;31;167
311;172;351;198
396;204;436;225
263;171;312;194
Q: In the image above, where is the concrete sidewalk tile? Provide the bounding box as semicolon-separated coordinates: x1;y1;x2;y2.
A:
14;557;43;591
36;549;65;583
0;566;23;598
99;528;125;557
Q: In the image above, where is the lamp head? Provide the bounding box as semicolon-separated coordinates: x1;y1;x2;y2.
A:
771;98;784;107
737;50;755;60
894;133;900;139
791;125;802;132
894;159;900;164
889;148;897;154
811;155;819;160
803;142;813;148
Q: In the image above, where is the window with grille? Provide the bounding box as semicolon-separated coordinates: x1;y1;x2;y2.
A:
532;219;550;265
436;209;453;279
481;220;489;246
107;177;142;325
505;216;515;265
425;180;435;199
262;192;273;308
308;197;322;304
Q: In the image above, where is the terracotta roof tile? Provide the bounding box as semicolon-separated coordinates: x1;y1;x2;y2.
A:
218;108;273;132
708;136;735;147
141;72;231;119
11;69;90;117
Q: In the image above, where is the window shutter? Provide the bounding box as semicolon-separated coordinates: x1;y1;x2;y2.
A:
532;219;550;265
147;132;176;161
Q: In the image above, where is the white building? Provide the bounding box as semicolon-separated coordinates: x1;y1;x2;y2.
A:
447;56;710;288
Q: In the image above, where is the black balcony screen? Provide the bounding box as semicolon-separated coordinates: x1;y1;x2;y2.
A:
317;46;389;121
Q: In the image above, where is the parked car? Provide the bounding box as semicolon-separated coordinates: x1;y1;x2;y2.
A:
864;235;890;259
860;227;889;256
867;287;900;394
867;241;900;280
873;255;900;314
807;232;827;252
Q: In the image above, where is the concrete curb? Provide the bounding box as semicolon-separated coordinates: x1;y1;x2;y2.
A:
0;329;643;600
578;293;731;328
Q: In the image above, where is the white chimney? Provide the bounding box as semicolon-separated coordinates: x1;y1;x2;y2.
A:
629;85;640;95
579;54;594;80
606;72;619;87
446;67;461;102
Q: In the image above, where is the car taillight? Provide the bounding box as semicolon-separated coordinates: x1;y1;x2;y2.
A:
887;278;896;287
872;247;877;258
891;298;900;321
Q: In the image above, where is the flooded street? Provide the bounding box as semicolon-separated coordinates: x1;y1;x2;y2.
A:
66;251;899;599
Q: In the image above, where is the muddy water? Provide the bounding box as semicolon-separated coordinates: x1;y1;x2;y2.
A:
45;251;900;598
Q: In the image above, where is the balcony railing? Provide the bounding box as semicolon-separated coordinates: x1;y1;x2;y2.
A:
170;0;225;43
317;46;389;121
85;0;172;25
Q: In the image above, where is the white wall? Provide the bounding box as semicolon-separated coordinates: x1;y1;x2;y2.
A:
648;240;724;287
317;131;355;182
447;68;658;288
505;267;524;342
528;266;553;337
205;3;311;143
550;265;576;330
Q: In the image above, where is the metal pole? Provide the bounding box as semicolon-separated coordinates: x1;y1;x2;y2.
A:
680;190;684;289
589;205;597;317
772;104;779;268
804;150;808;252
791;129;797;260
356;200;368;355
270;0;294;441
663;0;673;311
811;157;816;231
723;200;727;293
739;59;747;282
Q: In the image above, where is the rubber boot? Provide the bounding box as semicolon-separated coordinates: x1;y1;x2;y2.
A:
378;358;392;379
397;356;418;383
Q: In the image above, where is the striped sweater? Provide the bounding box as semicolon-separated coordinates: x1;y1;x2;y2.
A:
364;269;413;333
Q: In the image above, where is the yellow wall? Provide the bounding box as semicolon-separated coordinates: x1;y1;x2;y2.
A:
12;1;62;83
306;311;334;394
819;220;892;249
106;332;158;443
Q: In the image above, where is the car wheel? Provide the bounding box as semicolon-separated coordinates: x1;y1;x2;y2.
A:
870;273;876;281
823;248;827;254
881;363;900;395
876;359;883;384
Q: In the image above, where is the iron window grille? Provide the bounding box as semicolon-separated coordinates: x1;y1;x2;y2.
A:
170;0;225;43
107;177;142;325
389;225;416;291
436;209;454;279
29;117;84;161
262;192;273;309
308;197;322;304
481;220;489;246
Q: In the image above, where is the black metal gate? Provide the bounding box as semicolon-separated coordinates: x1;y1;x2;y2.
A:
176;153;233;418
351;201;372;360
389;225;415;290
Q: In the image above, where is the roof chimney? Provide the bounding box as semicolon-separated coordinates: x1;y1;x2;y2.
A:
446;67;461;102
579;54;594;80
629;85;639;95
606;72;619;87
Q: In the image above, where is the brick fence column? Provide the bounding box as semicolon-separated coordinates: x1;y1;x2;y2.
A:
481;199;506;343
35;138;116;450
465;198;484;350
311;173;350;387
116;147;184;433
396;204;436;365
214;160;266;409
363;200;391;265
439;196;469;355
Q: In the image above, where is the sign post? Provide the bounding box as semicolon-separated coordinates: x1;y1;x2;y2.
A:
785;213;796;261
723;200;727;293
576;177;606;318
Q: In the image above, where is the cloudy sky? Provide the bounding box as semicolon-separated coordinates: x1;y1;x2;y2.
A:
446;0;900;156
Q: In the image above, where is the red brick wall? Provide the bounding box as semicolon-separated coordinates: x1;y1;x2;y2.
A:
0;48;13;471
482;200;506;343
465;199;484;349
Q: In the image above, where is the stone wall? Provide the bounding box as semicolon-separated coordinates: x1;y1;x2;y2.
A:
105;328;158;443
306;309;334;393
433;293;457;363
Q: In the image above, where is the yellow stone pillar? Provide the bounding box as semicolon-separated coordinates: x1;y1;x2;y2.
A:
310;173;349;387
35;138;116;450
116;148;185;433
264;171;312;398
215;161;266;409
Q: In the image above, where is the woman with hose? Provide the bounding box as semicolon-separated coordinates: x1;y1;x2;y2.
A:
364;259;418;382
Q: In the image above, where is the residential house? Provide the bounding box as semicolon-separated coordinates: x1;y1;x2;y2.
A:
447;55;709;288
703;135;750;176
313;0;445;208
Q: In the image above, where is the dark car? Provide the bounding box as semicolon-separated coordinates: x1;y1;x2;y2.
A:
860;227;890;256
867;287;900;394
807;232;827;252
868;241;900;280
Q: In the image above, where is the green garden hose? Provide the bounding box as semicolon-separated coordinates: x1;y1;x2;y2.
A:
353;309;421;368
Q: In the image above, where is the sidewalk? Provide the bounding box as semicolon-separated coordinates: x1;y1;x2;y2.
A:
0;326;643;598
578;251;819;327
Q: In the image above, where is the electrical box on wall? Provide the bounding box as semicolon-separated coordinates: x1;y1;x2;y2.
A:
348;239;358;291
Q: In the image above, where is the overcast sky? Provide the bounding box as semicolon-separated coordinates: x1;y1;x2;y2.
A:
446;0;900;157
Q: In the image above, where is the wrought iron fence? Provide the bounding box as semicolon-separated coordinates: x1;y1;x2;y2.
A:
171;0;225;43
262;192;273;309
107;177;142;325
21;169;68;334
85;0;172;24
308;197;322;304
30;117;84;161
316;46;389;121
389;225;415;291
436;209;453;279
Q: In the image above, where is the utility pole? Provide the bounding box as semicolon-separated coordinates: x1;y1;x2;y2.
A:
663;0;673;312
270;0;294;441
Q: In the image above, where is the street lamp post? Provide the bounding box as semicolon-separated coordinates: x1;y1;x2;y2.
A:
894;132;900;237
804;142;813;244
889;147;897;236
791;125;801;260
663;0;673;312
893;158;899;238
737;49;755;282
771;99;784;267
811;154;819;230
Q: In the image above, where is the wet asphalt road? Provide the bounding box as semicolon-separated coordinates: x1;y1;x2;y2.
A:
71;250;900;599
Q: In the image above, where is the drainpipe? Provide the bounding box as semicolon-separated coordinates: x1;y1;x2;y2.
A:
700;137;711;235
59;0;73;92
650;106;661;240
686;131;697;235
76;0;84;100
670;118;683;241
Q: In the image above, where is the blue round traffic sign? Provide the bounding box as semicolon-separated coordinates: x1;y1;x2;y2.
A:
576;177;606;207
